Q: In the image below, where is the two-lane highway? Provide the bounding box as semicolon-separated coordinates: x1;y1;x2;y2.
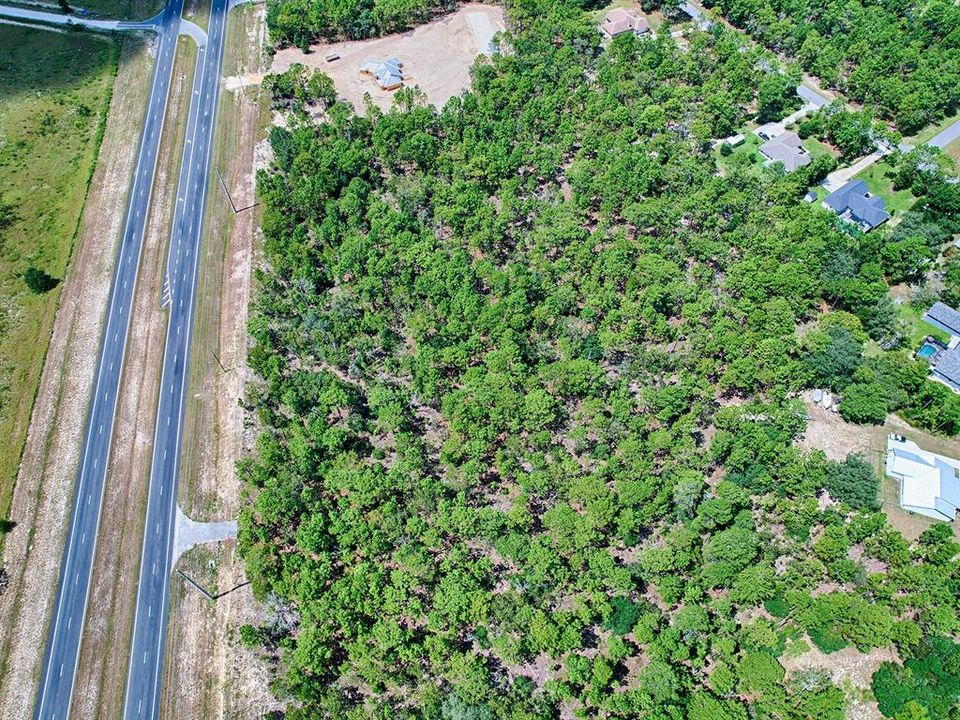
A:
122;0;231;716
32;2;185;718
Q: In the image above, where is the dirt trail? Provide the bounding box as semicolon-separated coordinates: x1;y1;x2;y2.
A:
70;36;199;720
0;35;153;720
161;5;276;718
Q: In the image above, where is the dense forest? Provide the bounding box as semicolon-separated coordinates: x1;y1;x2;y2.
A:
703;0;960;134
240;1;960;718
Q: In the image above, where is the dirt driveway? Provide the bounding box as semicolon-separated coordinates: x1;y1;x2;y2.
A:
270;3;505;113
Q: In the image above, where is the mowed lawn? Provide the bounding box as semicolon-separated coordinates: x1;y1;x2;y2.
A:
0;27;120;527
852;158;915;216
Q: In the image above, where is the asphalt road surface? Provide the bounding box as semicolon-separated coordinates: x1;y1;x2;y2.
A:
0;3;159;30
122;0;231;717
31;2;185;718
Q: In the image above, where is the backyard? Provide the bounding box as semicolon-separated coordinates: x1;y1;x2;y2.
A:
852;158;916;216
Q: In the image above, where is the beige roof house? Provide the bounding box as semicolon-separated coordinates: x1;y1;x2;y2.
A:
600;8;649;39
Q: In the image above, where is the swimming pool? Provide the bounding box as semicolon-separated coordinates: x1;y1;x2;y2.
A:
918;342;940;359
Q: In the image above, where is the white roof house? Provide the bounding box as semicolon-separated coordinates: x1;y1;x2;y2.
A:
886;435;960;522
360;57;404;90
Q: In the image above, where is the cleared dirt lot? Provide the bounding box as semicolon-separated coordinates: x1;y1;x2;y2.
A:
270;3;505;113
781;641;898;720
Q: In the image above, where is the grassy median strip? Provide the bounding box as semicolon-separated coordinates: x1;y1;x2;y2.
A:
69;33;202;720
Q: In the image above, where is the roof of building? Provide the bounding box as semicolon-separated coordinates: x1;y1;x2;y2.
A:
360;57;404;89
933;346;960;388
823;179;890;230
887;435;960;521
925;301;960;336
678;1;710;26
601;8;648;36
377;70;403;88
758;131;811;172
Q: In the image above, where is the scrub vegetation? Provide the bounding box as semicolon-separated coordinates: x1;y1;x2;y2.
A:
0;27;119;533
239;1;960;718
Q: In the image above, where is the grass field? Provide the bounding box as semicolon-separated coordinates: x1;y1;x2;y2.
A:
0;27;119;534
72;0;164;20
801;135;837;162
852;158;915;216
945;138;960;167
714;132;764;177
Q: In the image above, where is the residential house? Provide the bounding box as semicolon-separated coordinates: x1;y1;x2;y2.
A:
886;435;960;522
930;346;960;392
923;301;960;339
758;131;810;172
822;179;890;232
360;57;404;90
599;8;649;39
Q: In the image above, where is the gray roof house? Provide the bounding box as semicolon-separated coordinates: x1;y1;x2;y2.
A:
923;301;960;338
678;2;712;29
758;131;810;172
931;347;960;392
822;179;890;231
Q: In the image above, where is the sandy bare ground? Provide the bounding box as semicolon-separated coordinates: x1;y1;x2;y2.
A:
161;5;278;719
268;3;505;113
795;392;883;462
70;36;199;720
781;642;899;720
0;34;154;720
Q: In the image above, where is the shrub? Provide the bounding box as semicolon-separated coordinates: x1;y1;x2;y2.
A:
824;454;879;510
840;382;888;424
23;266;58;294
